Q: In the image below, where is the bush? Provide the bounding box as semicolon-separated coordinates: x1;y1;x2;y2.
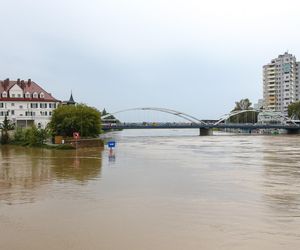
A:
13;126;50;146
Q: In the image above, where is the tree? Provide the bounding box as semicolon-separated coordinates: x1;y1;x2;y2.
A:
0;115;14;144
229;98;257;123
49;104;101;137
288;101;300;119
232;98;252;111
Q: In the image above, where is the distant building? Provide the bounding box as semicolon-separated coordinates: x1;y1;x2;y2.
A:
62;92;76;105
257;110;285;124
0;78;60;128
254;99;264;110
263;52;300;115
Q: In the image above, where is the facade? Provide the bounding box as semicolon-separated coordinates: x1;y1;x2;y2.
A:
254;99;264;110
257;111;285;124
263;52;300;115
0;78;60;128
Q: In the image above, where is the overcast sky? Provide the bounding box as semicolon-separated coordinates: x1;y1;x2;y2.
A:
1;0;300;120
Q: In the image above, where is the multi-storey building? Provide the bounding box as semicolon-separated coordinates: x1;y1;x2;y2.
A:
263;52;300;115
0;78;60;128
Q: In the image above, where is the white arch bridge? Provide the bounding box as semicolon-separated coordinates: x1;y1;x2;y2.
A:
101;107;300;135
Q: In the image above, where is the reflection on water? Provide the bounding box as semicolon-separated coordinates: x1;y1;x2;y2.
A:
1;130;300;249
0;146;102;205
108;148;116;163
261;137;300;219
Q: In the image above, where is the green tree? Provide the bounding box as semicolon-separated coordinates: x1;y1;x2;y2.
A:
13;126;50;146
288;101;300;119
232;98;252;111
49;104;101;137
228;98;258;123
0;115;14;144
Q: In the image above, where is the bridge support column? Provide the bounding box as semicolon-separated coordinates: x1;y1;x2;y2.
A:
287;129;300;135
199;128;213;136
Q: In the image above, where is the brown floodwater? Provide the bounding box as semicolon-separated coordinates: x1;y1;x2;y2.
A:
1;129;300;250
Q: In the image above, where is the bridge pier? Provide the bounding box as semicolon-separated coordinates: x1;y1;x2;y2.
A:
199;128;213;136
286;129;300;135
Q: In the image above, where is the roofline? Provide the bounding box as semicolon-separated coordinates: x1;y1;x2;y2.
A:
0;98;61;102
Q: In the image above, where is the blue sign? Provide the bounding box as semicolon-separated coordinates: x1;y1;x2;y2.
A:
108;141;116;148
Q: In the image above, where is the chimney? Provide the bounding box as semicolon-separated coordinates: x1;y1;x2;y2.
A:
28;79;31;85
4;78;9;89
17;78;20;84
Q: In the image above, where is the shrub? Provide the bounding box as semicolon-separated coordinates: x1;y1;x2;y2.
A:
13;126;50;146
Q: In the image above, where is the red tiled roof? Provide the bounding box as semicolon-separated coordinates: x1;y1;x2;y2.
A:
0;98;58;102
0;79;60;102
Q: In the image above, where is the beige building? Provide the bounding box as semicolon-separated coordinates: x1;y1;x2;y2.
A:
263;52;300;115
0;78;60;128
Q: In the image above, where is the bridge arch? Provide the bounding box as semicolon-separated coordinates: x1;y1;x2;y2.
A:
214;109;297;125
101;107;207;125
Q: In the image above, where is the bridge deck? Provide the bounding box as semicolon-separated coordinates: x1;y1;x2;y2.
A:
103;123;300;131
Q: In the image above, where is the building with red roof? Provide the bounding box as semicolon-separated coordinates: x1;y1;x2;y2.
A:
0;78;61;128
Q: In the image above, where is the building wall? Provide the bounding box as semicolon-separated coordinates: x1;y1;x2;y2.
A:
0;101;60;128
263;52;300;115
0;79;61;128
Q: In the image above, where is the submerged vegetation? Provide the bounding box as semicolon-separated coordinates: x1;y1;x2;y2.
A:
13;126;50;146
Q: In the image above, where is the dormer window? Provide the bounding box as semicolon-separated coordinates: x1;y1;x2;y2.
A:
2;91;7;98
25;92;31;98
33;92;38;98
40;92;45;99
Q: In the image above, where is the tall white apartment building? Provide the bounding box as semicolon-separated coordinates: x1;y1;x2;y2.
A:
263;52;300;115
0;78;60;128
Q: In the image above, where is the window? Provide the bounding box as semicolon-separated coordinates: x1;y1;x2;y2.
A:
40;92;45;98
40;103;47;108
30;103;38;108
17;94;21;98
11;103;15;107
0;103;3;108
33;92;38;98
2;92;7;98
0;111;9;116
25;92;31;98
11;94;15;97
19;105;23;109
49;103;56;108
11;110;15;115
25;111;35;116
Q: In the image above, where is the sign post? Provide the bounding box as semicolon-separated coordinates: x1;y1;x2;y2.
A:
107;141;116;162
73;132;80;149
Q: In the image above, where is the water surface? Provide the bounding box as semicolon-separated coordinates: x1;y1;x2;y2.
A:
1;129;300;249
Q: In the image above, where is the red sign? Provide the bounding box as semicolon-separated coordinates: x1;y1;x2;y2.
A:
73;132;80;140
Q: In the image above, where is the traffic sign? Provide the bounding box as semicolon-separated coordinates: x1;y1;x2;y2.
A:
73;132;80;140
108;141;116;148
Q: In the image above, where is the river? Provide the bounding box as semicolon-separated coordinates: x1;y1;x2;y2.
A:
0;129;300;249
